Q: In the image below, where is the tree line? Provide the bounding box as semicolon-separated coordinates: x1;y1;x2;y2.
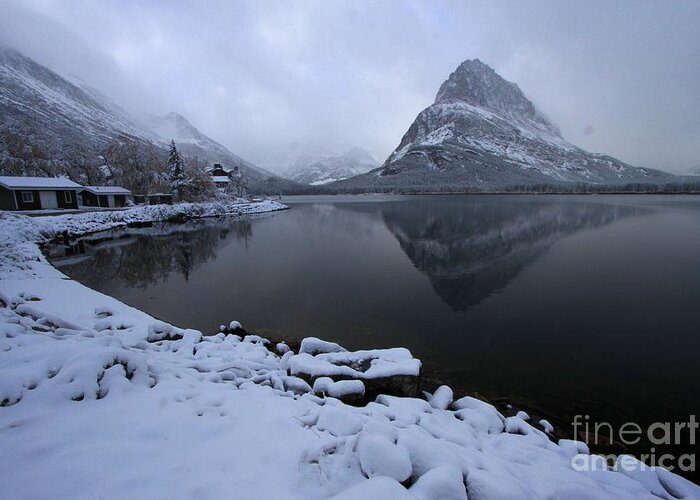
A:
0;126;247;201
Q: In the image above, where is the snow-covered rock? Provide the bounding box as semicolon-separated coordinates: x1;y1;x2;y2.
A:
288;341;421;398
540;419;554;434
328;476;415;500
299;336;347;355
410;466;467;500
428;385;453;410
313;377;365;401
288;348;420;380
357;432;413;482
316;407;364;437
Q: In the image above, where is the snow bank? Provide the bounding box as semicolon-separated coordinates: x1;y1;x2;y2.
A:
1;203;699;499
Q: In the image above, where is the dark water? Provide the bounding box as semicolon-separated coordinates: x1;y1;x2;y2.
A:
50;195;700;476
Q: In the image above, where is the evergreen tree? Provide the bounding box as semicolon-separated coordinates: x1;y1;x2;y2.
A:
167;140;186;199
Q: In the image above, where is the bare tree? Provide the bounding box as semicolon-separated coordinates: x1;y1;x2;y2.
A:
181;156;216;201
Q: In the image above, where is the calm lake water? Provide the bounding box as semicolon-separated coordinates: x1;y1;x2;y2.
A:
50;194;700;471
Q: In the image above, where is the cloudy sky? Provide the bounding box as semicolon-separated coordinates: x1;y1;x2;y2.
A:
2;0;699;173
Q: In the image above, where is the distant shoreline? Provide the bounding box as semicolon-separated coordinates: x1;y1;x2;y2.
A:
287;190;700;196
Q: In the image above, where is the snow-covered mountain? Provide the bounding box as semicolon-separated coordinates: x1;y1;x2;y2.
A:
142;111;284;185
335;59;675;191
689;164;700;176
283;147;377;185
0;47;301;193
0;48;159;159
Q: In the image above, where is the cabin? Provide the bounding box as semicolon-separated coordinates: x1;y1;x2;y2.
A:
0;176;81;211
207;163;232;191
79;186;132;208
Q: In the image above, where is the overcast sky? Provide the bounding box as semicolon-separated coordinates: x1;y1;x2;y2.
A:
2;0;699;173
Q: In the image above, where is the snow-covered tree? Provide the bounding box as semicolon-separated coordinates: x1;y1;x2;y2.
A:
101;137;167;195
168;141;187;200
229;165;248;199
182;156;216;201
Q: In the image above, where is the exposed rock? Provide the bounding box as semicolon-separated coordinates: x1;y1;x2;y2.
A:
288;339;422;402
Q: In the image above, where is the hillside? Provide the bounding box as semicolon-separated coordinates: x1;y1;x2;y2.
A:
0;47;302;194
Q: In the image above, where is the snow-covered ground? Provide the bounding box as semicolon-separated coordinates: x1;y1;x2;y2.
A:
1;202;699;499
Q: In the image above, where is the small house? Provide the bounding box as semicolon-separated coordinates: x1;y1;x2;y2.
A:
79;186;132;208
0;176;81;211
207;163;232;191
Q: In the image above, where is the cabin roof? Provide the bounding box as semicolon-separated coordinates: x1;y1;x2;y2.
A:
82;186;132;195
206;164;232;174
0;176;82;190
212;176;230;183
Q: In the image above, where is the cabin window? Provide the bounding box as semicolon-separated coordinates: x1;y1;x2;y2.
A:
64;191;72;203
21;191;33;203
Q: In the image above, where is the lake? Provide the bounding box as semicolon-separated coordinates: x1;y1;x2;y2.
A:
49;194;700;473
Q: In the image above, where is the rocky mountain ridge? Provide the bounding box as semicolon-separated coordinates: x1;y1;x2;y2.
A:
334;59;675;192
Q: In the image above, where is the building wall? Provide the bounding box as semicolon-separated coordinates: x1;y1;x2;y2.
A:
56;190;78;209
0;186;17;210
13;190;42;210
80;191;100;207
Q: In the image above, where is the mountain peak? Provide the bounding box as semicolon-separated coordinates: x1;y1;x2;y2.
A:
435;59;547;126
149;112;204;143
165;111;188;123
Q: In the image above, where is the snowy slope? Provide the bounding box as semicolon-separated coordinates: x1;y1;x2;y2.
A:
144;112;280;181
335;59;675;191
283;147;377;185
0;47;303;193
0;48;160;155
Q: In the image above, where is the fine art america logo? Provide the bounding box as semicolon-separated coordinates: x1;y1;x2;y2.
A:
571;415;697;473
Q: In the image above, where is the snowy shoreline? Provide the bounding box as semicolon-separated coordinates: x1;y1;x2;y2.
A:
1;201;699;499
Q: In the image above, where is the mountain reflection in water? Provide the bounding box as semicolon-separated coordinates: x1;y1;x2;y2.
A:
342;199;644;311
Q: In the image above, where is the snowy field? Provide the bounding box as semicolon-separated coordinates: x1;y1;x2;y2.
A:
1;202;699;499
